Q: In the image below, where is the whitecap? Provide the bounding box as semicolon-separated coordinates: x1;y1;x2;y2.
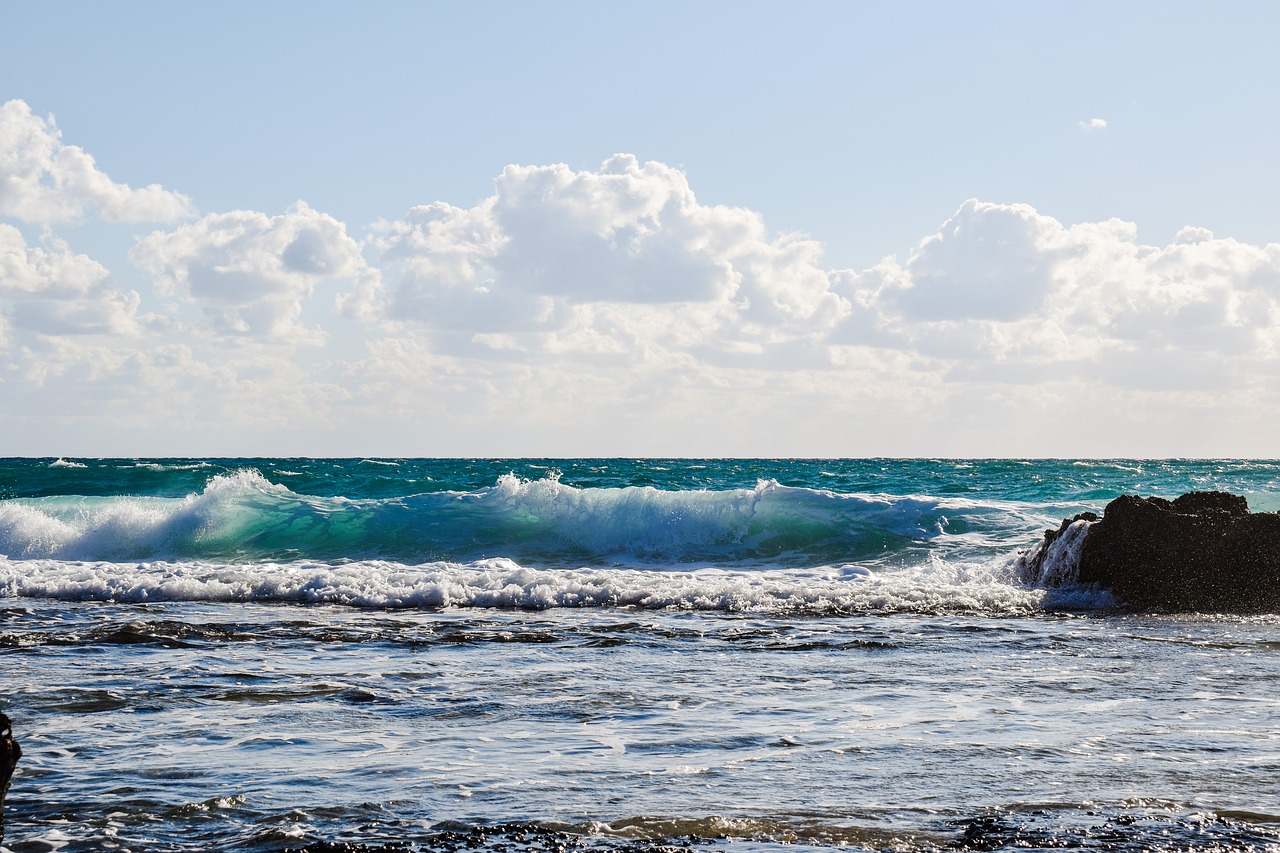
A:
0;554;1111;616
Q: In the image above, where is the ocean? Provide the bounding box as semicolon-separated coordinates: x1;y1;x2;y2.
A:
2;458;1280;852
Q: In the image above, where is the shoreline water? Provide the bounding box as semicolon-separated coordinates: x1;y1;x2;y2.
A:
5;601;1280;851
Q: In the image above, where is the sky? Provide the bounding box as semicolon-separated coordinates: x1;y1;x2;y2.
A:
2;1;1279;457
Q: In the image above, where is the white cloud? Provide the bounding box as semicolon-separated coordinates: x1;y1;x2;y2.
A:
0;99;193;224
0;223;109;298
368;154;849;364
333;169;1280;450
0;224;142;338
1173;225;1213;244
1079;117;1108;130
883;200;1062;322
10;291;141;338
841;199;1280;390
6;145;1280;455
131;201;377;342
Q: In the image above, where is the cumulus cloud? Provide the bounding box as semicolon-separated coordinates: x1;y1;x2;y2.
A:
1079;117;1108;130
0;224;143;338
367;155;849;363
882;200;1062;322
0;223;109;298
841;199;1280;390
0;99;193;224
362;161;1280;401
326;157;1280;429
131;201;378;342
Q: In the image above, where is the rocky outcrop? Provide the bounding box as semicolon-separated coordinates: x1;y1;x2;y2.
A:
1026;491;1280;612
1;712;18;841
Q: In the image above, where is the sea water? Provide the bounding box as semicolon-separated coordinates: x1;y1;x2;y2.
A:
2;458;1280;852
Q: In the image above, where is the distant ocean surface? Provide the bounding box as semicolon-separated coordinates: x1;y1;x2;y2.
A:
3;458;1280;852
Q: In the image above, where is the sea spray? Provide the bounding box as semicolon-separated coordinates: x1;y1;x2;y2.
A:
1014;516;1096;587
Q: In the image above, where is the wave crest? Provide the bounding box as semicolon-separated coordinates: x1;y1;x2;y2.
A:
0;469;1049;569
0;470;289;561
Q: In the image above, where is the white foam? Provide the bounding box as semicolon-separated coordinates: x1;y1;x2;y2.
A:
0;555;1109;616
1015;518;1095;587
131;462;212;472
49;458;86;468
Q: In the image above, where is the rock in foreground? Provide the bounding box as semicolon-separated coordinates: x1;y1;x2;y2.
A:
1026;491;1280;613
1;712;18;841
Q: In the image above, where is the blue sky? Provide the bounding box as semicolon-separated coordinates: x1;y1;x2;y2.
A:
2;1;1279;456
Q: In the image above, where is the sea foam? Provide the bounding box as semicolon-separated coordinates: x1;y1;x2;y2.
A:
0;554;1112;615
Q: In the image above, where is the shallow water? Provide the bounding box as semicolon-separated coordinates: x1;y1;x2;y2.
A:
3;459;1280;851
6;603;1280;851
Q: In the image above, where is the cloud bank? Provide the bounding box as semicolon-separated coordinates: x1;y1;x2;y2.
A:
3;97;1279;455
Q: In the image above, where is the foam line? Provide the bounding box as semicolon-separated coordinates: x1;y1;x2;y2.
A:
0;556;1113;615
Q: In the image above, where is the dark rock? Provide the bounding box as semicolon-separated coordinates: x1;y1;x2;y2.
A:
1;712;19;841
1033;491;1280;612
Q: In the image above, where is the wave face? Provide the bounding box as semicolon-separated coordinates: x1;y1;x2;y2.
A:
3;457;1279;611
0;468;1049;568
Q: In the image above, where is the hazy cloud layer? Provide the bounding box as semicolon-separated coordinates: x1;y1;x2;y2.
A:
0;100;193;224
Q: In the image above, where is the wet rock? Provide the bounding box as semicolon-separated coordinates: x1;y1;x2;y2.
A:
1037;491;1280;612
1;712;19;841
949;809;1280;850
1017;511;1098;587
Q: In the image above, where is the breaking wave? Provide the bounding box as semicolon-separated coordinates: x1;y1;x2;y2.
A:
0;469;1051;568
0;468;1118;613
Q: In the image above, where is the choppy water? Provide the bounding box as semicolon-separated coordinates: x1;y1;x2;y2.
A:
3;458;1280;852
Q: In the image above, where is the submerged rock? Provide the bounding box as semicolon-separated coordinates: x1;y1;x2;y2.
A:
1;712;19;841
1028;491;1280;612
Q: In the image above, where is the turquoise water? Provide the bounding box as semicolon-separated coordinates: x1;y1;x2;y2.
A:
2;459;1280;851
5;457;1280;569
10;457;1280;504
